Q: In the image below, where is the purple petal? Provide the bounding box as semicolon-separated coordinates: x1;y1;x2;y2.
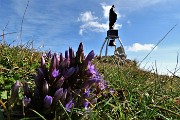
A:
82;89;90;98
44;95;53;108
82;101;89;110
86;63;97;76
52;69;59;78
22;96;31;107
65;100;74;112
98;80;108;90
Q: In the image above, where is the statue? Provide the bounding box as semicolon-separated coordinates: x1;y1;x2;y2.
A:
109;5;117;30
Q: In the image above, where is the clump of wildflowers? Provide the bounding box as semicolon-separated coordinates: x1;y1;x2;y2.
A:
9;42;108;118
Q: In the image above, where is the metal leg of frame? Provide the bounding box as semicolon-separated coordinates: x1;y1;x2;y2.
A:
105;38;109;56
99;38;107;57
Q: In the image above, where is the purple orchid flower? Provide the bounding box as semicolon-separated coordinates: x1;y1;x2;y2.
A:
86;62;97;77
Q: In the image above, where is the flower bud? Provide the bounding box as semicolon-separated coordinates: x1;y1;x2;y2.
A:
54;88;63;103
59;52;64;63
64;67;75;79
65;50;69;59
47;50;52;58
44;95;53;108
85;50;94;63
69;47;75;65
55;77;64;89
76;42;84;63
61;89;67;102
41;56;46;69
34;75;42;90
22;82;31;98
50;53;57;73
65;100;74;112
43;80;49;95
37;68;44;78
8;81;20;105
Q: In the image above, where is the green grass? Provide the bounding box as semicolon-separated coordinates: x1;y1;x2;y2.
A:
0;44;180;119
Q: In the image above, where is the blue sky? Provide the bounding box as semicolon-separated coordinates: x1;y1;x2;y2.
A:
0;0;180;75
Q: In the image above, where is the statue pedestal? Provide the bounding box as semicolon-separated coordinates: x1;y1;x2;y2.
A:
107;29;118;38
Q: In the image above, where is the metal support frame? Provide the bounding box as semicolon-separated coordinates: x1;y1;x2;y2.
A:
99;36;126;57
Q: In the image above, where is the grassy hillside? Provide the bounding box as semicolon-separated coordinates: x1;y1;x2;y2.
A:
0;44;180;119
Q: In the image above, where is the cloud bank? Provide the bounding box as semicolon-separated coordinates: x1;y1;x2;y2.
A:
127;43;157;52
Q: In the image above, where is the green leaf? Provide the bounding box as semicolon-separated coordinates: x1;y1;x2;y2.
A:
0;91;7;99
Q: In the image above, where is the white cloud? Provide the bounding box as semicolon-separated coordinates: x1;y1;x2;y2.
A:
127;43;157;52
78;4;122;35
102;4;111;19
78;11;98;22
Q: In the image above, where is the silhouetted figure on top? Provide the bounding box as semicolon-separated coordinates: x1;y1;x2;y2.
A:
109;5;117;29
